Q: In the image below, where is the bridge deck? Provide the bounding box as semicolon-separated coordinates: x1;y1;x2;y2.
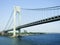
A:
5;15;60;31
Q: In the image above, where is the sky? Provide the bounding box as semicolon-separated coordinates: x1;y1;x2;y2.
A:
0;0;60;33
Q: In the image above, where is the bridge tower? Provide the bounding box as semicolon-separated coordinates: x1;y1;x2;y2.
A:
12;6;21;37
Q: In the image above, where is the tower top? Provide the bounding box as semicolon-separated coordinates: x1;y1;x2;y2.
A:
14;6;21;13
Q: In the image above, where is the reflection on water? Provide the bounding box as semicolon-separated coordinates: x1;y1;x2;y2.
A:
12;37;32;45
0;33;60;45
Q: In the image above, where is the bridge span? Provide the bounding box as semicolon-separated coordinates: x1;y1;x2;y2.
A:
4;15;60;32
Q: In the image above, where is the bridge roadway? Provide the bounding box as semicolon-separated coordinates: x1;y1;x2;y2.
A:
4;15;60;32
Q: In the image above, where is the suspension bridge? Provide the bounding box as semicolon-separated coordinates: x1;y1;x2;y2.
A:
1;6;60;37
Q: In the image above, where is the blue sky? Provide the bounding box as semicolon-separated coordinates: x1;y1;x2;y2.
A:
0;0;60;33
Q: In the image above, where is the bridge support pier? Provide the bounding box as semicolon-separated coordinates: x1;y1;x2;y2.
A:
12;29;21;37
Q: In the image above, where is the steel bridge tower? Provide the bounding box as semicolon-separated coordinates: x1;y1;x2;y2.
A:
12;6;21;37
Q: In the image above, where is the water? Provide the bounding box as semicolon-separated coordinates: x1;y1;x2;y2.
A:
0;33;60;45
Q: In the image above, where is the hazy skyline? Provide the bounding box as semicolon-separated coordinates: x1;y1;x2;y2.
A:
0;0;60;33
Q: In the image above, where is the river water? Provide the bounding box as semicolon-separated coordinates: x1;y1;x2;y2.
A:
0;33;60;45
